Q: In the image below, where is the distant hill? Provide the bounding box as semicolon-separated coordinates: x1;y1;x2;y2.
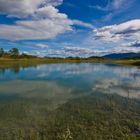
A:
104;52;140;59
88;56;104;59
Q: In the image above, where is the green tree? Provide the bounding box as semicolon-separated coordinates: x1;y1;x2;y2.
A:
9;48;19;57
0;48;4;57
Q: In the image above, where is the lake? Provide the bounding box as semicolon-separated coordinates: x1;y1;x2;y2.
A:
0;63;140;140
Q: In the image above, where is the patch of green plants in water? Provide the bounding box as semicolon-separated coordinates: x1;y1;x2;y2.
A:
0;93;140;140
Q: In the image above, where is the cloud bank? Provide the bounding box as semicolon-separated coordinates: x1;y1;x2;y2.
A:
0;0;93;41
93;19;140;43
0;0;63;18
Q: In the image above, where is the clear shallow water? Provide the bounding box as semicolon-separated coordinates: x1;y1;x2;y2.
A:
0;63;140;139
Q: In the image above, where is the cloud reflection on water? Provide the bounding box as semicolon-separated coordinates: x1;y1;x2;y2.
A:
0;63;140;101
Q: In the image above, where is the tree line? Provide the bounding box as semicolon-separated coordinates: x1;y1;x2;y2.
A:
0;48;37;58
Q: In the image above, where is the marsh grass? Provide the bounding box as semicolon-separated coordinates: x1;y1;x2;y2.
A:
0;58;140;70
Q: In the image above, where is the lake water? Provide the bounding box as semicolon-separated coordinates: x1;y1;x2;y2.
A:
0;63;140;139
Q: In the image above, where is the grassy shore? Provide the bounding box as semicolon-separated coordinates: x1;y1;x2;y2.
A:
0;57;140;69
114;59;140;66
0;57;106;69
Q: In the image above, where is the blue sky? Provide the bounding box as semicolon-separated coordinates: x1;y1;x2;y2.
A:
0;0;140;57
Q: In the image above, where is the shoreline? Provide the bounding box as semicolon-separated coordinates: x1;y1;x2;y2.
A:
0;58;140;69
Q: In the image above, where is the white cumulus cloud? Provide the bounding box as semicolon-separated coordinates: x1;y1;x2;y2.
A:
0;0;63;18
0;16;73;40
0;1;93;41
93;19;140;43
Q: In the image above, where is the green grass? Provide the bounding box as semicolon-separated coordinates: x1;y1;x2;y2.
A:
114;59;140;66
0;57;105;69
0;57;140;69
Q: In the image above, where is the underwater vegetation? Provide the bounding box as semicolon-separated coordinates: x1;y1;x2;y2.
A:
0;93;140;140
